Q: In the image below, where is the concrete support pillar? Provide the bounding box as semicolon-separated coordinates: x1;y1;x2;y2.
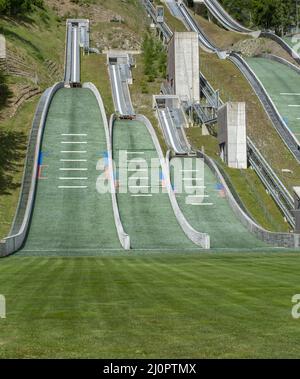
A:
217;102;247;169
167;32;200;104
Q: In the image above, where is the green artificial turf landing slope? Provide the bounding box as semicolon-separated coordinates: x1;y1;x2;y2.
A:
113;120;196;250
171;157;268;249
21;88;121;254
246;57;300;142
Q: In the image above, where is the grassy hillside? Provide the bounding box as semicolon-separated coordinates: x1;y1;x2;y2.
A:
0;4;65;239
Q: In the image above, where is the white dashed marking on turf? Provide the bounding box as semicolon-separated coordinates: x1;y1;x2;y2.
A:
182;178;203;181
129;177;148;180
189;203;214;206
59;177;88;180
58;186;88;189
185;185;206;189
127;160;146;163
188;195;210;198
180;169;201;172
60;151;87;153
61;133;87;136
59;168;88;171
60;159;87;162
129;185;150;188
288;105;300;107
280;93;300;96
126;151;145;154
61;141;88;144
131;194;152;197
127;168;147;172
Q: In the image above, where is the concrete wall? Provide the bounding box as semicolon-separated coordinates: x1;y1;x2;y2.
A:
83;83;130;250
0;35;6;59
167;32;200;103
0;83;65;257
197;149;300;248
218;102;247;169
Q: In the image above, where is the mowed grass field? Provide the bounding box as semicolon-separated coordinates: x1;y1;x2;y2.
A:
0;253;300;358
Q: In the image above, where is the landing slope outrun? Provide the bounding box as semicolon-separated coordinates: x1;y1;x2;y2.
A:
246;57;300;143
21;88;121;254
113;120;196;250
171;157;267;250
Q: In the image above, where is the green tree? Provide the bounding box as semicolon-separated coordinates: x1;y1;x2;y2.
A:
252;0;294;34
219;0;295;35
142;33;167;82
0;0;44;16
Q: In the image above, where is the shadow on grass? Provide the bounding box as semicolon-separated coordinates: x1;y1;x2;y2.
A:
1;13;35;27
0;129;27;195
0;26;44;61
0;69;13;111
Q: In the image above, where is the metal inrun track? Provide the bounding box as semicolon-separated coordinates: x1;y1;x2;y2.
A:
247;138;295;227
65;22;80;83
64;19;87;84
204;0;300;64
108;56;135;116
176;1;219;52
141;0;296;226
204;0;252;34
142;0;173;41
172;1;300;162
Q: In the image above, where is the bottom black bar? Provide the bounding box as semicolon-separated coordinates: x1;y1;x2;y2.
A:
0;359;296;377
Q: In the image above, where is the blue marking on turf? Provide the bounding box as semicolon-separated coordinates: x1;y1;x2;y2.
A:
215;183;225;191
114;170;119;180
102;151;109;167
38;151;43;166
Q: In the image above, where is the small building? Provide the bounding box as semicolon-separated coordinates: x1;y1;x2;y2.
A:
217;102;247;169
67;19;90;51
167;32;200;104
